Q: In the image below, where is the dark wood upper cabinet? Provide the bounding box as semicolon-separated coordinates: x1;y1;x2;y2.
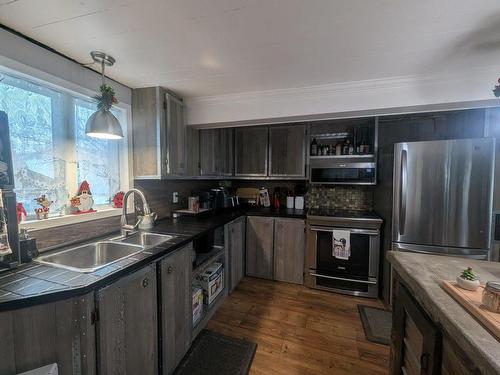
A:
235;127;269;176
199;128;234;176
132;87;186;179
269;124;307;177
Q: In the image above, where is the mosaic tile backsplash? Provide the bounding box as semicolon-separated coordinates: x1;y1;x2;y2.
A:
306;185;374;211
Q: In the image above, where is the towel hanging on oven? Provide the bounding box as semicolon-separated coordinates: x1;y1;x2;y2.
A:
332;229;351;260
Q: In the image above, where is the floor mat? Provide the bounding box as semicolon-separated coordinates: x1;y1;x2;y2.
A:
358;304;392;345
174;329;257;375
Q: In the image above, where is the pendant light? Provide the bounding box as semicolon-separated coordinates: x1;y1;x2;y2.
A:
85;51;123;139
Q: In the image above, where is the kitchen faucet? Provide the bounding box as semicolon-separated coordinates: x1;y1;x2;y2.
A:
120;188;152;237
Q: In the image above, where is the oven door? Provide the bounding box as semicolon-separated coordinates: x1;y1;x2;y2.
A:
307;225;380;297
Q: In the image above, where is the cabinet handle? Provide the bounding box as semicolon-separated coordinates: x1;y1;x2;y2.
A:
142;277;149;288
167;265;174;274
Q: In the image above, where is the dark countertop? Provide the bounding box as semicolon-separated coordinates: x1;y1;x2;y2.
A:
0;207;306;311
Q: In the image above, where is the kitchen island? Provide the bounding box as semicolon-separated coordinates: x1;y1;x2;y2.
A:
388;251;500;375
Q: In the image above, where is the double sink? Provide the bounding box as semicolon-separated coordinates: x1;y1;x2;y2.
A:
35;232;176;273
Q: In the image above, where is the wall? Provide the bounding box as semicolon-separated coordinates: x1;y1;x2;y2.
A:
0;27;131;104
306;185;373;211
186;69;500;127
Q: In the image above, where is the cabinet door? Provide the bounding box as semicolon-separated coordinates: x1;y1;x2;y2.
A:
218;128;234;176
132;87;162;178
0;293;95;375
246;216;274;279
274;218;305;284
235;127;269;176
441;335;482;375
160;244;192;375
227;217;246;292
186;126;200;176
97;265;158;375
390;283;441;375
165;93;186;176
269;124;307;177
199;129;218;176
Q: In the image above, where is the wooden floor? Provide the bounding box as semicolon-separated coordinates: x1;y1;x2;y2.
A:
207;277;390;375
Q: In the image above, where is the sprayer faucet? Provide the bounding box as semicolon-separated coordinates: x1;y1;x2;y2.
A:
120;188;152;237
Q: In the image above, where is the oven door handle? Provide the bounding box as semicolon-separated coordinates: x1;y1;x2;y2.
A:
309;226;379;236
309;272;378;285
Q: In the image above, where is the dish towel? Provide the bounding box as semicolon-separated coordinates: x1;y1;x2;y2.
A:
332;230;351;260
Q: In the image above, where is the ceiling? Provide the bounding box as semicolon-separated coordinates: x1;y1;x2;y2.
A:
1;0;500;99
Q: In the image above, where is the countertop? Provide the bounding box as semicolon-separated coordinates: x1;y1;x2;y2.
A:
387;251;500;375
0;207;306;311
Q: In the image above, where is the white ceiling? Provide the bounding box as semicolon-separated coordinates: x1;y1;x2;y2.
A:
1;0;500;99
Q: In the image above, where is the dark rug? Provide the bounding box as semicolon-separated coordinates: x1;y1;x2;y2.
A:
358;305;392;345
174;330;257;375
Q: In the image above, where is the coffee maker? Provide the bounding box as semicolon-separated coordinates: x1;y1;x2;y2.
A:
0;111;20;269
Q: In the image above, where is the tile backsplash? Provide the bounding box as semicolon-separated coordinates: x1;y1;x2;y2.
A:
306;185;374;211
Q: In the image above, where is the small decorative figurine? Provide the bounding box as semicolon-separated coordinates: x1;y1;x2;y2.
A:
71;180;96;214
112;191;125;208
16;202;27;223
34;194;53;220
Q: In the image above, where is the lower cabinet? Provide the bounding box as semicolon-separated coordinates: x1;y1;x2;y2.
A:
96;265;158;375
246;216;275;279
0;293;95;375
390;283;441;375
246;216;305;283
159;244;193;375
274;218;305;284
441;335;482;375
226;217;246;292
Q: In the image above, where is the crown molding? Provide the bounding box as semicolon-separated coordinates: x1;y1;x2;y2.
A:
186;66;500;126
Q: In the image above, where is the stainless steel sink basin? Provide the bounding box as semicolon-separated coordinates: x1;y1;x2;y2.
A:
114;232;176;247
35;241;145;273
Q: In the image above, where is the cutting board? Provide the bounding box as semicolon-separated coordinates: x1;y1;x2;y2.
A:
442;280;500;340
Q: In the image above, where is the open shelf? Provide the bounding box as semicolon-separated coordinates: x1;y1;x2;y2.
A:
309;154;375;159
192;287;227;339
192;246;225;277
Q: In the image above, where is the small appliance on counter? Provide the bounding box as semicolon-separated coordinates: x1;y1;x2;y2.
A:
236;188;260;206
0;111;20;270
211;187;239;209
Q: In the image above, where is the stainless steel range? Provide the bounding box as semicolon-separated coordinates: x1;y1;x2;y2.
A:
304;208;383;298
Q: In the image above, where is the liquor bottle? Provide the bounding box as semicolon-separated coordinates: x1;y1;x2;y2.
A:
310;138;318;156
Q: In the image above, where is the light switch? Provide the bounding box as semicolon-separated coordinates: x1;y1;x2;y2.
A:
172;192;179;203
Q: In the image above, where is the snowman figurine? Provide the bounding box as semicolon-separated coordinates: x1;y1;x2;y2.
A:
71;180;96;214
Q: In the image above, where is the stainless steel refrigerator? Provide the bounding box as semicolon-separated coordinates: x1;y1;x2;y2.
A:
392;138;495;260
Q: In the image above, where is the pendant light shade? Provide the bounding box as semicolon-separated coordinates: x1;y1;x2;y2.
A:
85;108;123;139
85;51;123;140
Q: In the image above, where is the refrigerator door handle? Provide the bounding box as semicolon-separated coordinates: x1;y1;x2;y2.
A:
399;149;407;236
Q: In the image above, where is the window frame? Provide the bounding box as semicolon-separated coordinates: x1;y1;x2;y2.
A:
0;67;133;230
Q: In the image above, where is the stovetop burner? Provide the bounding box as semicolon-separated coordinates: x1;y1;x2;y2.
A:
307;208;381;220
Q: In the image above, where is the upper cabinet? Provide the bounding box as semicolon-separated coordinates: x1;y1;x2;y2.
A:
235;126;269;176
199;128;234;176
269;124;307;177
132;87;186;179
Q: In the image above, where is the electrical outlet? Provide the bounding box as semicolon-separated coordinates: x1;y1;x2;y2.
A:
172;192;179;204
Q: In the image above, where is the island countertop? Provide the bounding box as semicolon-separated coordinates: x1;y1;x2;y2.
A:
387;251;500;375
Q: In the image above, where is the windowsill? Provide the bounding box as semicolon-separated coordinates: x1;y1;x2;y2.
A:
19;208;123;231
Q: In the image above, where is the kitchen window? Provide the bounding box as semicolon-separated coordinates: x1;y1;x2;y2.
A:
0;72;130;225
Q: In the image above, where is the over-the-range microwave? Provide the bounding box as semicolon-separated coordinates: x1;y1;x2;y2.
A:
309;157;376;185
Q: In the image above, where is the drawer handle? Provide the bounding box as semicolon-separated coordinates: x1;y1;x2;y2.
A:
142;277;149;288
167;265;174;274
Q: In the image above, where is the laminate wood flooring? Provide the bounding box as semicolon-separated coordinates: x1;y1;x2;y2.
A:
207;277;390;375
